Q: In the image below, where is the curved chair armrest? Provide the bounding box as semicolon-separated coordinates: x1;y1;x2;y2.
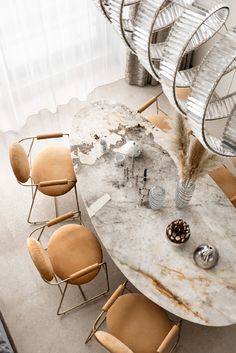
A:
44;263;102;286
157;323;180;353
28;224;46;239
69;263;103;281
102;282;127;312
29;211;76;237
18;136;35;144
95;331;134;353
46;211;75;227
19;178;75;188
17;180;35;187
36;133;65;140
137;95;159;114
39;179;74;187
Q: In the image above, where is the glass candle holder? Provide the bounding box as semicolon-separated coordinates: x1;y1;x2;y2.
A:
148;186;165;210
115;153;126;167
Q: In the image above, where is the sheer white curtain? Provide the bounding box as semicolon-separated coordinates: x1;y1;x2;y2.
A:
0;0;126;132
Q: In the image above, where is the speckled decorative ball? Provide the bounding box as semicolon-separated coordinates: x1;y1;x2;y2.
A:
166;219;191;246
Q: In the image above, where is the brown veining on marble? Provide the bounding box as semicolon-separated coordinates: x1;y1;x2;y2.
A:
160;265;236;292
159;265;211;284
117;259;208;323
71;101;236;326
151;277;207;322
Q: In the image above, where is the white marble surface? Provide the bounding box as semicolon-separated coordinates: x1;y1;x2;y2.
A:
70;101;236;327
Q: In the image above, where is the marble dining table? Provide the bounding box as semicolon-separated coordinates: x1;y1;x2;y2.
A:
70;100;236;327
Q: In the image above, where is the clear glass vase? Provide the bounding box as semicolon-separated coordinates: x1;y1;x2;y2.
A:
175;180;195;209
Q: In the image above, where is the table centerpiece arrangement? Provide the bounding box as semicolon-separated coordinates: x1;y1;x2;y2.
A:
165;113;224;208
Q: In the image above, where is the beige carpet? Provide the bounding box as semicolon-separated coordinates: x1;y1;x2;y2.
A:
0;79;235;353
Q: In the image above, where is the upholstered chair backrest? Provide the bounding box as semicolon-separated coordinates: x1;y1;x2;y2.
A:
27;238;54;281
9;143;30;183
95;331;134;353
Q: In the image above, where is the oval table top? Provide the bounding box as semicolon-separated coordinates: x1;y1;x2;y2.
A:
70;101;236;327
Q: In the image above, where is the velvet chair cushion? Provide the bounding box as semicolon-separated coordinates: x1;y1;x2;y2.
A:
47;224;102;285
9;143;30;183
27;238;54;281
107;293;172;353
31;146;76;196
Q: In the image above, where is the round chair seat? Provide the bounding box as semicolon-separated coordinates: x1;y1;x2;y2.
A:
31;146;76;196
47;224;102;285
107;293;172;353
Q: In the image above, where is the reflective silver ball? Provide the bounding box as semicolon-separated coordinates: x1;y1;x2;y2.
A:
193;244;219;270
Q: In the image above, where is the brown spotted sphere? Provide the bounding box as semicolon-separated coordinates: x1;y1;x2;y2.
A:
166;219;191;244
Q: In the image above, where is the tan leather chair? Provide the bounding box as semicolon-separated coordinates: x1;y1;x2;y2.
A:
27;211;109;315
148;113;171;131
138;87;190;132
9;132;80;224
86;282;181;353
209;158;236;207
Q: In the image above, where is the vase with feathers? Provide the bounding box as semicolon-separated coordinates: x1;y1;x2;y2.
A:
165;113;224;208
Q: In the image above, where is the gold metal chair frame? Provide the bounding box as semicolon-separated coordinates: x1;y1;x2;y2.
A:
85;281;182;353
29;211;110;316
17;133;81;225
47;262;109;316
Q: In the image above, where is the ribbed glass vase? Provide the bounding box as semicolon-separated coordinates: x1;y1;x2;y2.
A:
148;186;165;210
175;180;195;209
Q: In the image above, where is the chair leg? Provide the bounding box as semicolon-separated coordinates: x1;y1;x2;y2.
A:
27;184;81;225
74;184;82;224
30;177;34;200
27;187;53;225
103;262;110;293
78;285;87;301
57;262;110;316
54;275;64;295
85;311;106;344
27;187;48;225
54;197;59;218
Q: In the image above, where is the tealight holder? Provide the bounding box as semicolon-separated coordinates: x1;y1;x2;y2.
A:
148;186;165;210
115;153;126;167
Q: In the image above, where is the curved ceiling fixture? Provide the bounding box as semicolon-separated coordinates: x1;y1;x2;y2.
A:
93;0;111;21
93;0;236;157
160;0;229;115
187;28;236;156
222;104;236;154
133;0;195;79
109;0;141;53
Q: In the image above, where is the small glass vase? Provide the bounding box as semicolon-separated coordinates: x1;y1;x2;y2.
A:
175;180;195;209
148;186;165;210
